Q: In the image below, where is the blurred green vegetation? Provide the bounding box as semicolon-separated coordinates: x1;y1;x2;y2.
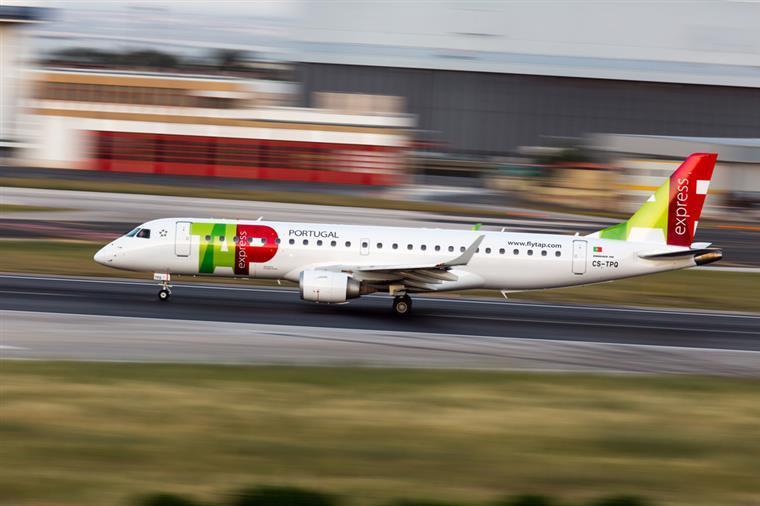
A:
132;486;651;506
0;177;520;219
2;363;759;506
1;239;757;311
0;203;70;213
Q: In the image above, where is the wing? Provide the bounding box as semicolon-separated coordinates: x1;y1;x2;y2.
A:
321;235;485;292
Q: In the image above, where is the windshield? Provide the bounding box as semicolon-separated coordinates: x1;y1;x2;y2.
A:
125;227;140;237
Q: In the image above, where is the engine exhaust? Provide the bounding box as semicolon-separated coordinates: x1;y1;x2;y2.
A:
694;250;723;266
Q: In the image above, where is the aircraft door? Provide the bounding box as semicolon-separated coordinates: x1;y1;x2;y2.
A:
175;221;191;257
360;238;370;256
572;240;587;275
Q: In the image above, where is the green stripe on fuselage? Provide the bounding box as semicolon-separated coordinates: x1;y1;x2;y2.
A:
190;222;236;273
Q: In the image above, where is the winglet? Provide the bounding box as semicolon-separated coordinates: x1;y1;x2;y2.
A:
439;235;485;268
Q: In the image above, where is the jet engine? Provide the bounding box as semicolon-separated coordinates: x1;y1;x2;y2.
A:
299;270;362;303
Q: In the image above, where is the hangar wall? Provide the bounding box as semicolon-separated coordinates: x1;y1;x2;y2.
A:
299;63;760;156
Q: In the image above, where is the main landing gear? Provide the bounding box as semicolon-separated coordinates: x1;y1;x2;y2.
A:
392;294;412;315
155;273;171;301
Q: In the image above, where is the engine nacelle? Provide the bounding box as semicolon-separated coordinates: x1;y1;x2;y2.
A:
299;270;361;303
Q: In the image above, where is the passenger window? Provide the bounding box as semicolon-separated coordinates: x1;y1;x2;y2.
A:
460;246;465;252
435;245;441;251
407;244;413;250
205;235;211;242
449;246;454;252
362;241;368;248
345;241;351;247
136;229;151;239
527;249;533;256
513;249;519;255
303;239;309;246
476;248;480;253
126;227;140;237
555;251;561;257
275;238;281;244
331;240;337;247
421;245;427;251
219;235;225;242
317;240;323;246
377;243;383;249
499;248;505;254
485;247;491;254
393;243;398;249
541;250;547;256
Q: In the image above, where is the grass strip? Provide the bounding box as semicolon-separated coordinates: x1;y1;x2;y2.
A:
1;203;71;213
1;362;759;506
0;177;527;219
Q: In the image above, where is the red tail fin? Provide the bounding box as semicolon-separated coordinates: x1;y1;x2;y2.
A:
667;153;717;247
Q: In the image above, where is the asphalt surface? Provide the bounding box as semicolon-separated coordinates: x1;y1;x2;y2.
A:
2;275;759;375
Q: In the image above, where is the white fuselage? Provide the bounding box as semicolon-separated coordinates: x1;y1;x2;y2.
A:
94;217;697;292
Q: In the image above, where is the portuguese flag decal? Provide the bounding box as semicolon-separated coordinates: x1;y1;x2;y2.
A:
593;246;603;253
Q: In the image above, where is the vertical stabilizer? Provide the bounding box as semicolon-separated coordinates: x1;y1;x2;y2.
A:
588;153;717;246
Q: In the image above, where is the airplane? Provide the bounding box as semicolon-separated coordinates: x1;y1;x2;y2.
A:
94;153;722;315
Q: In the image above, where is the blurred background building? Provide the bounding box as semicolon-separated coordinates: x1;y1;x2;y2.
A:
3;0;760;211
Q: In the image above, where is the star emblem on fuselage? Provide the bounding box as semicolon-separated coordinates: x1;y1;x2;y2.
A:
159;229;168;237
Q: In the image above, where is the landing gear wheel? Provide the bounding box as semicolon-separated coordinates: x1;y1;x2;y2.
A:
392;295;412;315
158;288;171;301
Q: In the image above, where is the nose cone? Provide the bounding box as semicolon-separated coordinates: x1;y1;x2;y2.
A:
93;244;112;265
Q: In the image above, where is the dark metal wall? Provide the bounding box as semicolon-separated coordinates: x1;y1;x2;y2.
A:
299;63;760;156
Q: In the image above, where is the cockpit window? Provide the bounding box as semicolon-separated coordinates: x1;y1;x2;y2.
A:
136;229;151;239
126;227;140;237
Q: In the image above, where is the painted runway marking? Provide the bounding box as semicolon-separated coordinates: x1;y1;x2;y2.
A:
0;344;28;351
0;290;74;297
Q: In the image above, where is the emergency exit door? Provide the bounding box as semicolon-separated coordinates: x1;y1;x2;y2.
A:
175;221;191;257
572;240;587;275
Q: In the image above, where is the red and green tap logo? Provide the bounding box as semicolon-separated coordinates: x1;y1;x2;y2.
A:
190;223;279;275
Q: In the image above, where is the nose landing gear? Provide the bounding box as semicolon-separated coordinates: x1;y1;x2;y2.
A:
392;294;412;315
154;273;172;301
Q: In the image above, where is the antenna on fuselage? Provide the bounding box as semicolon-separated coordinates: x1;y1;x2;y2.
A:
257;216;263;221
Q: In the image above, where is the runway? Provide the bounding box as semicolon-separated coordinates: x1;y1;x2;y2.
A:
2;274;759;375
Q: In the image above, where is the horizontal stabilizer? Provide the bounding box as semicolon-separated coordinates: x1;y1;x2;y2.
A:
638;247;722;265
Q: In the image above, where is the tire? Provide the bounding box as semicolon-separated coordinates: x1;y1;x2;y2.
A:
393;297;411;315
158;289;171;301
